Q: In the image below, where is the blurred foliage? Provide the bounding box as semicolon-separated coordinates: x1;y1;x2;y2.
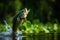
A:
22;19;58;34
0;19;59;34
0;24;6;32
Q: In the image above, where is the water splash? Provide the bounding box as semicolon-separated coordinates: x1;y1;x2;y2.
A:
0;20;12;36
4;20;12;32
0;20;26;40
3;20;23;35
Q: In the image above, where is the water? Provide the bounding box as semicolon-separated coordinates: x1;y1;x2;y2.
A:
4;20;12;32
0;18;57;40
0;35;46;40
0;35;26;40
0;35;55;40
0;20;23;40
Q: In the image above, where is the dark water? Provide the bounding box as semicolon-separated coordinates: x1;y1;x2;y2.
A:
0;33;59;40
0;35;55;40
0;36;54;40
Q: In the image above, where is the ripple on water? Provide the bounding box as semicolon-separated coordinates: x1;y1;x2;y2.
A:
0;35;26;40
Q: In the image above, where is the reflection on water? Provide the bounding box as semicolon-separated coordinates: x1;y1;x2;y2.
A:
0;34;55;40
0;36;53;40
0;36;12;40
0;36;26;40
